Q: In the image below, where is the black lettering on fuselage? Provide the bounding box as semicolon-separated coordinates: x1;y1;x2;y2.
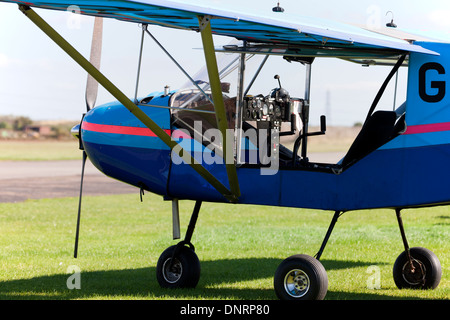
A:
419;62;446;103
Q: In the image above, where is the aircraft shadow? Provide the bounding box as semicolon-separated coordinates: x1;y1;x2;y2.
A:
0;257;416;300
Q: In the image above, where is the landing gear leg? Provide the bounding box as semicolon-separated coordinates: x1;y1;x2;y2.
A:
393;208;442;290
274;211;342;300
315;210;343;260
156;201;202;288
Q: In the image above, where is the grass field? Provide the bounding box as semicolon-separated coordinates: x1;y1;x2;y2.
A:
0;137;448;300
0;193;448;300
0;140;80;161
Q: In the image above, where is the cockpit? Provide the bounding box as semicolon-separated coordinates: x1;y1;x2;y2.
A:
163;44;407;173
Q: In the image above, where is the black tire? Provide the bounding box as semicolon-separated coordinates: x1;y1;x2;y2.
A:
393;247;442;290
274;254;328;300
156;245;201;289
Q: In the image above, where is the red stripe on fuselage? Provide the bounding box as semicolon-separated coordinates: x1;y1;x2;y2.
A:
81;121;192;139
81;121;171;137
404;122;450;135
83;120;450;139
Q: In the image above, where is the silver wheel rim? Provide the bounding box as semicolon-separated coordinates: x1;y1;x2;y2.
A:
402;258;426;286
162;258;183;284
284;269;310;298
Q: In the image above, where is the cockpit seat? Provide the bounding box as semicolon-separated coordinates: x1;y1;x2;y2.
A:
341;111;400;167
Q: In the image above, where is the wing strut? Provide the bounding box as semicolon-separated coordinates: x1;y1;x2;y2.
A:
18;5;239;202
198;15;241;199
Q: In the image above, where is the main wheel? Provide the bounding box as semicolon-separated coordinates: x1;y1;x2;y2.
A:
274;254;328;300
156;245;201;289
393;247;442;290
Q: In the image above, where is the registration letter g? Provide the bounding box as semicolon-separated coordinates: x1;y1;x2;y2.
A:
419;62;446;103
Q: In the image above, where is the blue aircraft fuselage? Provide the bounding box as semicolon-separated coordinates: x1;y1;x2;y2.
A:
82;41;450;212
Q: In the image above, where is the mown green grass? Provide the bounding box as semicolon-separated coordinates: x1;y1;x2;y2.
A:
0;140;80;161
0;193;448;300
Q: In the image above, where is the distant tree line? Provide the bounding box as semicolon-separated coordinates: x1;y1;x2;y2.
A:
0;115;33;131
0;115;77;139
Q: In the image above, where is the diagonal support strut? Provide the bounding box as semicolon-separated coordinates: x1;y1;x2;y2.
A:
18;5;238;202
198;15;241;199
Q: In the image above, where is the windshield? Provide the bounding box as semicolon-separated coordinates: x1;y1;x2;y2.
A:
170;43;252;143
170;89;236;149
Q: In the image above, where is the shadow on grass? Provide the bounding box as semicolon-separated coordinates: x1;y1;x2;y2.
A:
0;257;419;300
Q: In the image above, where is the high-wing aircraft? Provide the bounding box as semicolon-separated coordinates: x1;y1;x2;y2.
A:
0;0;445;300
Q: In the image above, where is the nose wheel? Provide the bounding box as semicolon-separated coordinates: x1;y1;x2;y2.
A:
156;201;202;289
156;244;201;288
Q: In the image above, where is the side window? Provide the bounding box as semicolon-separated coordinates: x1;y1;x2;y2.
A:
170;90;236;154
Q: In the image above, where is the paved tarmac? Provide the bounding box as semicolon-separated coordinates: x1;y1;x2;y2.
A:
0;160;137;203
0;152;344;203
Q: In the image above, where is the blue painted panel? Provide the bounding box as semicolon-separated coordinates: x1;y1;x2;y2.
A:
277;143;450;211
279;169;339;210
84;141;171;196
84;130;450;211
406;42;450;126
82;130;170;150
401;143;450;207
167;157;229;202
381;130;450;150
84;95;171;129
81;95;172;195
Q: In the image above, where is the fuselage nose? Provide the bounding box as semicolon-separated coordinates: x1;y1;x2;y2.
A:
80;95;172;196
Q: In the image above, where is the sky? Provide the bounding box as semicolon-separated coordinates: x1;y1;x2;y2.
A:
0;0;449;126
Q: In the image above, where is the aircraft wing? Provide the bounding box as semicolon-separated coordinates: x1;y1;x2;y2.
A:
0;0;437;56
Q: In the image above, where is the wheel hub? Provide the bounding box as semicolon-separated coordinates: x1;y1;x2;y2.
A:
402;258;426;286
284;269;310;298
162;258;183;284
